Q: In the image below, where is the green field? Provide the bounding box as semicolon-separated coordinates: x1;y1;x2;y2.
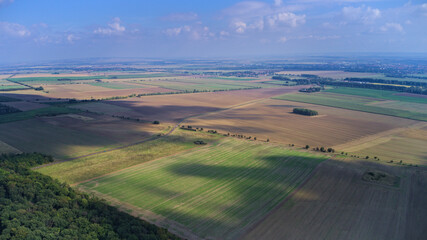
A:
88;82;145;89
0;85;29;90
37;129;222;183
8;73;172;84
325;87;427;104
209;77;258;81
0;106;80;124
135;80;262;92
368;101;427;114
274;92;427;121
77;138;326;239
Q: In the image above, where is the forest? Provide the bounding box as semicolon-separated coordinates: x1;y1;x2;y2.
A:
0;153;179;240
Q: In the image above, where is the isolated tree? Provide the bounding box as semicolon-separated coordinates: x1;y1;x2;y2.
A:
267;138;270;142
365;156;369;159
305;145;310;149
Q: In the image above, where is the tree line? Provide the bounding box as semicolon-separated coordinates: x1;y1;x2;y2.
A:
272;74;427;95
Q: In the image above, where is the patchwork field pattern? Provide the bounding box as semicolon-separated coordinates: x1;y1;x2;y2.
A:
107;87;303;122
184;99;417;147
78;138;326;239
274;92;427;121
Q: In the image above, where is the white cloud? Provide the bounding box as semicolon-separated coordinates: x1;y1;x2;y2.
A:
0;22;31;37
342;5;381;24
94;17;126;35
380;22;403;33
223;1;305;35
164;25;191;36
67;34;80;43
233;21;247;33
267;12;306;28
164;24;213;40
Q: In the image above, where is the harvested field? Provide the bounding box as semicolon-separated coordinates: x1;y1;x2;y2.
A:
37;129;222;184
108;86;304;122
88;82;146;89
243;159;427;240
184;99;418;147
0;113;165;159
77;137;326;239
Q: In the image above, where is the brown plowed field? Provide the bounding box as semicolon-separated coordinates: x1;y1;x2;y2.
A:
243;159;427;240
184;99;418;147
107;87;304;122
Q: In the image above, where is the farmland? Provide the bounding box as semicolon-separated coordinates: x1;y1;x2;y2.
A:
88;81;146;89
274;92;427;121
104;86;303;122
325;87;427;104
0;113;166;159
243;159;427;240
1;62;427;239
0;106;80;124
37;129;222;183
184;99;418;147
77;137;327;239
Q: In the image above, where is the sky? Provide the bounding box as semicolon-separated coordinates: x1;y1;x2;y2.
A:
0;0;426;63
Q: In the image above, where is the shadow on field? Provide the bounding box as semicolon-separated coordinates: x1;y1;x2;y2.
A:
107;100;224;122
144;154;324;239
0;93;159;160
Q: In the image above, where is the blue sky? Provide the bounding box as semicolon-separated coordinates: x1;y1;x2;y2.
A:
0;0;426;63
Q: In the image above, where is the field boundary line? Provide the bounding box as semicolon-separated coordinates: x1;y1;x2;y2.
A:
237;159;328;240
